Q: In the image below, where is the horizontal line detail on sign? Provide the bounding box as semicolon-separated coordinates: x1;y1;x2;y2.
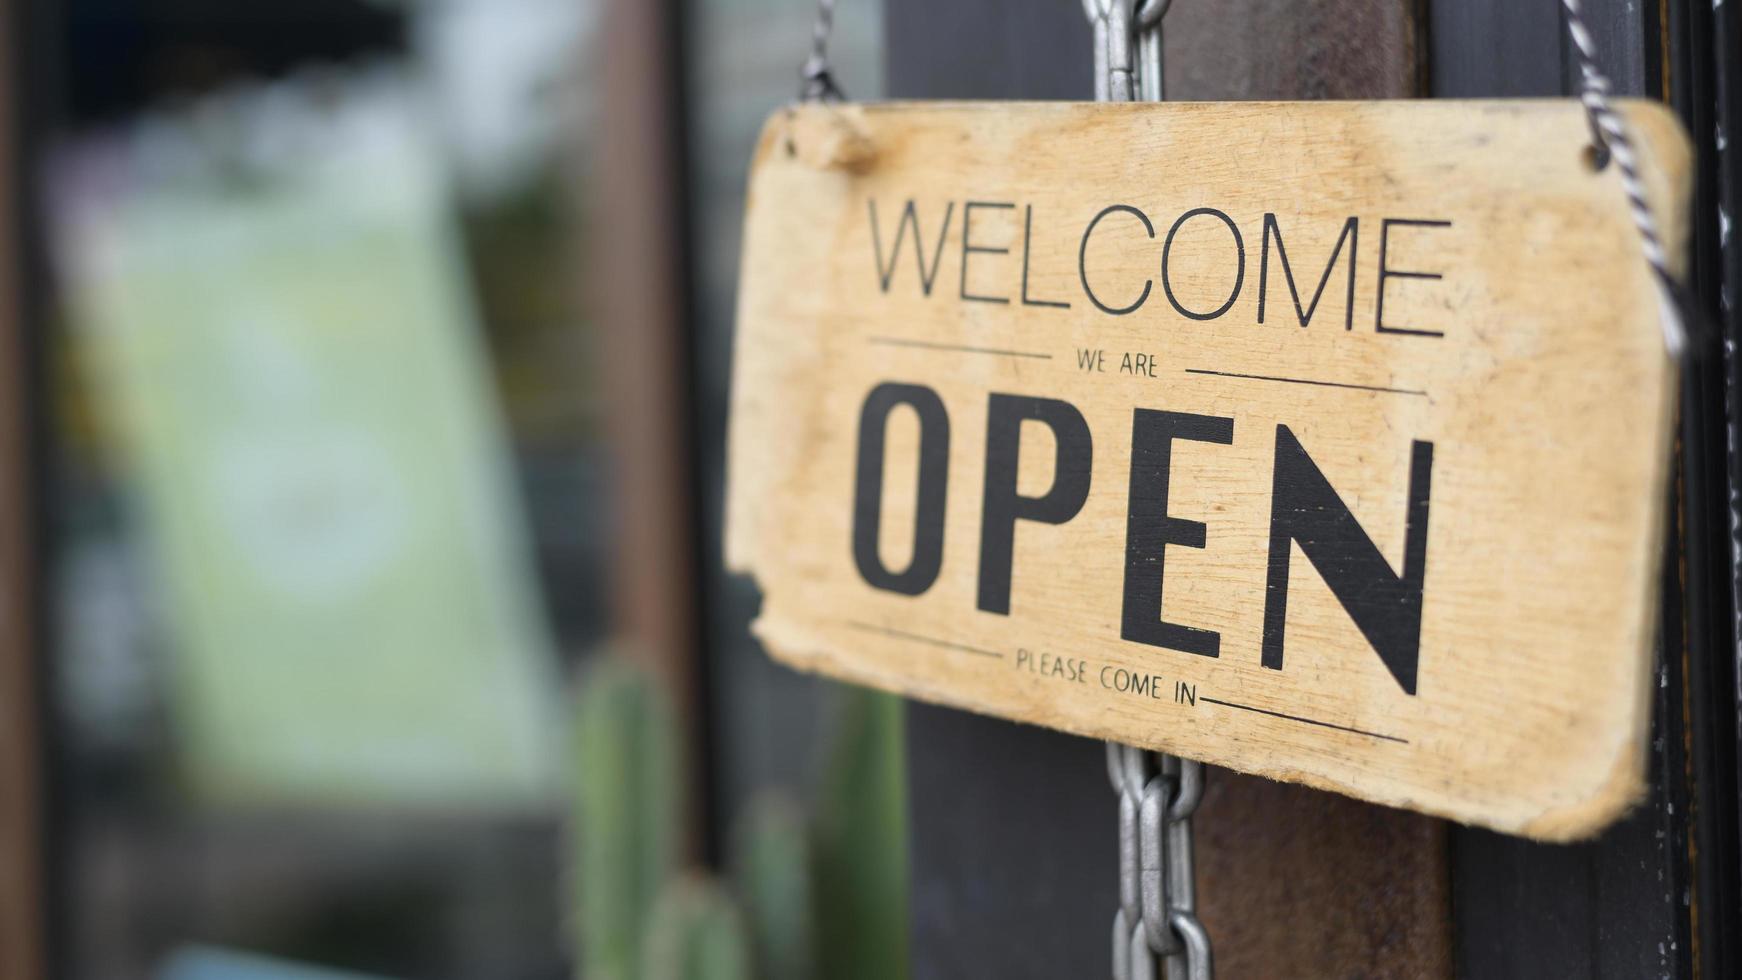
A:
1199;696;1408;744
844;620;1006;659
866;336;1054;360
1184;368;1428;398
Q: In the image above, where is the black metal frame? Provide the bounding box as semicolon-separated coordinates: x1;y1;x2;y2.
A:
1665;0;1742;972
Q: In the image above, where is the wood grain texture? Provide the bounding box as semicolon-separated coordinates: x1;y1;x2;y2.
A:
726;100;1692;839
884;8;1457;978
1165;6;1453;975
1195;773;1451;976
1165;0;1422;100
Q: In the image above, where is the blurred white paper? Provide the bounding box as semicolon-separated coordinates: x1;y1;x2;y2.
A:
48;74;563;811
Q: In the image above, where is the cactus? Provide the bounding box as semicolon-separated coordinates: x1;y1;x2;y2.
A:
570;659;910;980
573;659;682;980
812;686;910;980
731;793;816;980
642;877;753;980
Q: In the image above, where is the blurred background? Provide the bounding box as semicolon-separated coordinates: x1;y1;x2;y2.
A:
5;0;897;977
6;2;1740;979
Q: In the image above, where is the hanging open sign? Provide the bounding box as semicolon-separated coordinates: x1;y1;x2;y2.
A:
724;101;1691;839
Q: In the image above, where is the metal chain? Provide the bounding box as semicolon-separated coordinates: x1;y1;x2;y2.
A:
799;0;846;101
1560;0;1689;358
1082;0;1172;102
1107;745;1209;980
797;3;1217;975
1086;6;1209;977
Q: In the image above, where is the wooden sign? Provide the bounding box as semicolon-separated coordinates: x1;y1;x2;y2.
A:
725;101;1691;838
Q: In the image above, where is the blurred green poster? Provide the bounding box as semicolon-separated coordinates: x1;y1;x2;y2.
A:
49;77;562;810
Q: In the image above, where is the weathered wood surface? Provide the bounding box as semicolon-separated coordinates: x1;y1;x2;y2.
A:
1164;0;1422;99
886;6;1458;978
1195;775;1450;975
727;99;1691;838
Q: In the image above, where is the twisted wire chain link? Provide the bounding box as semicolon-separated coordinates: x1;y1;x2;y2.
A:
799;0;845;101
1561;0;1688;357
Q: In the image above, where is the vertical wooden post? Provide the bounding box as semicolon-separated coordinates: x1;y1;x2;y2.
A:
587;0;709;857
0;0;43;973
889;1;1453;976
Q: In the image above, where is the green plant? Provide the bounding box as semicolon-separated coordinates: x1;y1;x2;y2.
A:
732;793;815;980
571;663;908;980
813;687;909;980
643;877;753;980
573;659;682;980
